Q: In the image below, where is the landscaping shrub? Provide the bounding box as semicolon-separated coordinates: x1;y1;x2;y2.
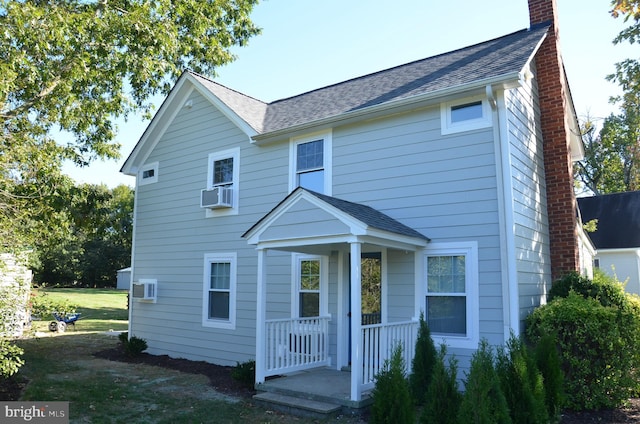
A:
410;312;437;405
0;339;24;379
123;336;148;357
527;290;640;410
231;360;255;388
370;344;414;424
118;331;128;344
421;344;461;424
458;339;511;424
548;270;627;308
533;333;565;421
496;334;547;424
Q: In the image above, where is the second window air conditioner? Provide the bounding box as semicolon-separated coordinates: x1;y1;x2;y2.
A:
132;280;157;302
201;187;233;209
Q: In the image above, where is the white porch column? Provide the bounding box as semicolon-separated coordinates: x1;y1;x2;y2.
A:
255;248;267;384
350;242;362;401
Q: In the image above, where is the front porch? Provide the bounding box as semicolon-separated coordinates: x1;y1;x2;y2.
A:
243;188;430;403
259;316;418;404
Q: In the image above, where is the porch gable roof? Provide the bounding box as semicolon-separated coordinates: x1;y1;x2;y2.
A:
242;188;430;251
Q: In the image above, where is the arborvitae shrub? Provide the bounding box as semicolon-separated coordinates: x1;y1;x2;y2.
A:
533;333;565;422
421;344;461;424
458;339;511;424
124;336;148;357
527;291;640;410
496;334;547;424
370;345;415;424
410;312;437;405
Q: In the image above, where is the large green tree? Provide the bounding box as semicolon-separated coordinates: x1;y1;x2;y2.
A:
574;1;640;194
575;111;640;194
33;183;134;287
1;0;260;249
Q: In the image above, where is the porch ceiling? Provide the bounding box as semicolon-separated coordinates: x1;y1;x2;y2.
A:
242;188;430;253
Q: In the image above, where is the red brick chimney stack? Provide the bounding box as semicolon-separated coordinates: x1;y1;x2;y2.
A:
528;0;580;279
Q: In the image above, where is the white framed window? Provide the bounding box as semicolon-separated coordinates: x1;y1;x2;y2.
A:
202;252;237;329
423;242;478;349
441;96;492;135
292;254;328;318
289;131;332;195
138;162;159;186
205;147;240;216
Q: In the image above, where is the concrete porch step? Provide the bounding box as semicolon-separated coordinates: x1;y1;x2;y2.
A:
253;391;342;419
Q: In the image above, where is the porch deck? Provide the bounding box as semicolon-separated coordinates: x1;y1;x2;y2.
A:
255;367;372;410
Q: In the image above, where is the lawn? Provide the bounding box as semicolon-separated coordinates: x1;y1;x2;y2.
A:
30;287;129;334
13;288;354;423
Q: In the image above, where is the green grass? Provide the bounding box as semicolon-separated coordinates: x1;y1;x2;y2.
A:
30;288;128;333
16;288;362;423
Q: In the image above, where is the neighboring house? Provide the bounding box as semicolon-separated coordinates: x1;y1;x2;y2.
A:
121;0;586;406
116;267;132;290
0;253;32;337
578;192;640;294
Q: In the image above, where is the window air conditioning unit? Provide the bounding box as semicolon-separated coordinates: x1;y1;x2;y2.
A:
132;280;157;302
201;187;233;209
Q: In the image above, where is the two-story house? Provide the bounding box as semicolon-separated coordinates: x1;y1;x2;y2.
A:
121;0;585;410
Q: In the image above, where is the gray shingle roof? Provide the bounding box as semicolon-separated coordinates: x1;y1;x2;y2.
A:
306;190;430;241
577;192;640;249
242;187;430;241
193;23;549;135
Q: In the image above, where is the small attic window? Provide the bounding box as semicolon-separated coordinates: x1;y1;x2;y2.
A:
138;162;158;186
441;97;492;135
451;101;483;123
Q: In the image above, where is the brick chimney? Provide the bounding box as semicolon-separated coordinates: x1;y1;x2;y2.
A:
529;0;580;279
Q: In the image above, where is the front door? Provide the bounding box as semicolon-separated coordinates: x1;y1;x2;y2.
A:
348;252;382;363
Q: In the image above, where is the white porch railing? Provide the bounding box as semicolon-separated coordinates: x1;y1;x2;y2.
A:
361;320;418;388
264;316;330;377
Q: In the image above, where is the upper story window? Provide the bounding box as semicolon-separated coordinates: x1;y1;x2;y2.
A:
441;96;492;135
213;157;233;187
423;242;478;349
204;147;240;216
290;131;332;195
138;162;159;186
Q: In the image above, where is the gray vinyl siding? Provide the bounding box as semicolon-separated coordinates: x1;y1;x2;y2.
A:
386;249;415;323
332;105;504;348
130;85;532;368
504;62;552;324
131;90;291;365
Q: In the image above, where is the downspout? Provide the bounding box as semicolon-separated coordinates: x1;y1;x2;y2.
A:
488;84;520;340
127;183;139;338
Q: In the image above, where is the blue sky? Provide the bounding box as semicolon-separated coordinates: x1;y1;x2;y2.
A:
63;0;637;187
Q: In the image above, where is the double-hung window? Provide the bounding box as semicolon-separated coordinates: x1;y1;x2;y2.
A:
290;132;332;195
424;242;478;348
299;259;321;317
293;254;327;318
206;147;240;216
203;252;236;329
